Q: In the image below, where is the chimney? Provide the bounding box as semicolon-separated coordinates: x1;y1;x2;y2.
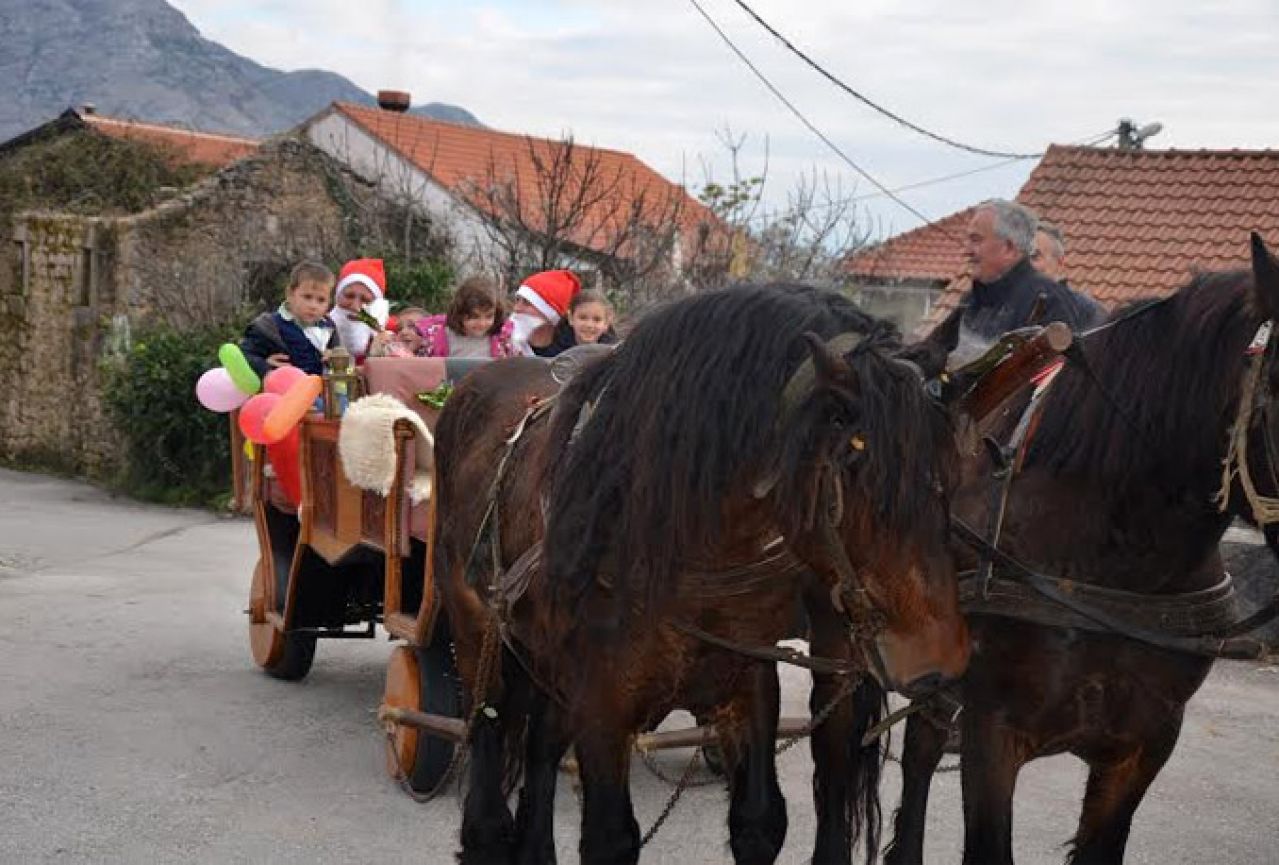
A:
80;103;96;115
377;90;411;114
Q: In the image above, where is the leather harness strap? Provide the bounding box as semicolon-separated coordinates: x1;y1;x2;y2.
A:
951;518;1268;660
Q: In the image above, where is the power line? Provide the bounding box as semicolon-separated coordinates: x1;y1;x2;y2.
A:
687;0;941;229
728;0;1042;160
728;127;1120;225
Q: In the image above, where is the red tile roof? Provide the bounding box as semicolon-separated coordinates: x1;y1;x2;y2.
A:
1017;144;1279;306
330;102;713;256
845;206;973;284
79;111;259;169
863;144;1279;336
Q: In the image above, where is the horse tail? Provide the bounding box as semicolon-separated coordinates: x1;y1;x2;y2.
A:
849;675;887;861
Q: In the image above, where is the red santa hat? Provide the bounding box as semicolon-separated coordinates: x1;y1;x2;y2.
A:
515;269;581;325
335;258;386;302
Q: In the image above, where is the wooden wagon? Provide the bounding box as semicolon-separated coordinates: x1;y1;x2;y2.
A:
236;357;489;791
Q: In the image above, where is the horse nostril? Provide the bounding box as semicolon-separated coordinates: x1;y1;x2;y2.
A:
902;672;944;698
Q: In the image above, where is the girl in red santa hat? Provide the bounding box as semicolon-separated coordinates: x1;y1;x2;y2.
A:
509;269;582;357
331;258;390;362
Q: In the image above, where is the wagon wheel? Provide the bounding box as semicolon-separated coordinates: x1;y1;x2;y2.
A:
383;642;462;793
248;559;316;681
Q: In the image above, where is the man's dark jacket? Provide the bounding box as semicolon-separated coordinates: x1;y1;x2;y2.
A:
962;258;1106;339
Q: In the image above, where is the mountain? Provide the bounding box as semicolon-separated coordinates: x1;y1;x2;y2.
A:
0;0;481;142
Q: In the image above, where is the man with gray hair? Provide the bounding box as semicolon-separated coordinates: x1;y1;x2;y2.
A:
959;199;1103;342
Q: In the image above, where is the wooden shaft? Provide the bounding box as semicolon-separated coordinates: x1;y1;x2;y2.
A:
377;706;467;742
961;321;1072;422
633;717;812;752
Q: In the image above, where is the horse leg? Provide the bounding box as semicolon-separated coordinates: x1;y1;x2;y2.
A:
460;709;518;865
884;710;950;865
1066;716;1182;865
960;710;1023;865
514;686;572;865
459;644;529;865
726;663;787;865
806;585;884;865
576;722;641;865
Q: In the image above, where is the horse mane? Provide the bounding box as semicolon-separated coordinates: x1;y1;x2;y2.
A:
1026;270;1257;495
540;284;909;616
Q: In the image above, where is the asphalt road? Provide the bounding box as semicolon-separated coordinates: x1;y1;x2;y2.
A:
2;468;1278;864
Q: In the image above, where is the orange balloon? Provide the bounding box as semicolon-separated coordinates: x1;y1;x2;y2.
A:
238;393;282;445
262;374;322;443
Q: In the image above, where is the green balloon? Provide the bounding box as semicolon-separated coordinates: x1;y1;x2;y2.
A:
218;343;261;395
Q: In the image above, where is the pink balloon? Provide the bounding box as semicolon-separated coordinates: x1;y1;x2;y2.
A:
196;367;250;413
263;365;308;396
238;393;283;445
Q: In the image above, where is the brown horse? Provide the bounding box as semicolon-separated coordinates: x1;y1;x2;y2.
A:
882;234;1279;865
428;284;971;865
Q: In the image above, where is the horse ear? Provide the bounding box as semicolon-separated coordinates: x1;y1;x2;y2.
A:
802;332;858;394
1251;232;1279;320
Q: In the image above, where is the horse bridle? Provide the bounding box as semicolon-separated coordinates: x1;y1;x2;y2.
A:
1219;318;1279;526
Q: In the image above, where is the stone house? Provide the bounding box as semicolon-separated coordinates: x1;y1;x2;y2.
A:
0;105;260;169
0;115;383;476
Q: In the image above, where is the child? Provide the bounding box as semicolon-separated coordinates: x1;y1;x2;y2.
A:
566;290;619;347
509;269;581;357
417;277;515;358
240;261;339;377
331;258;390;362
369;306;429;358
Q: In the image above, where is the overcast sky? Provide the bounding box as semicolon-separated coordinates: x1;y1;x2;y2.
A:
169;0;1279;238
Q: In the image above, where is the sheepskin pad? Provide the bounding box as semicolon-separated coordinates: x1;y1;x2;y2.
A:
338;393;434;504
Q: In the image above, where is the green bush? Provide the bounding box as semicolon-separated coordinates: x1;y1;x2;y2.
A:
384;258;455;313
102;323;240;506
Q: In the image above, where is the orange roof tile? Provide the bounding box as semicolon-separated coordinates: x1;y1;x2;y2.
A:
331;102;713;257
80;112;259;169
1016;144;1279;307
845;206;973;284
873;144;1279;337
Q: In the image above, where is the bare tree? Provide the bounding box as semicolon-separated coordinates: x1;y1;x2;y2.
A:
685;129;871;291
459;133;693;307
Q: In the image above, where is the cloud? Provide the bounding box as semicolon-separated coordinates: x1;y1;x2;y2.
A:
170;0;1279;235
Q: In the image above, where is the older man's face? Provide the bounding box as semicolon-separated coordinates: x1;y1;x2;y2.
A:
966;208;1022;283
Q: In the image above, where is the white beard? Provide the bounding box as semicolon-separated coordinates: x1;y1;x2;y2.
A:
332;299;389;359
509;312;547;357
334;313;374;358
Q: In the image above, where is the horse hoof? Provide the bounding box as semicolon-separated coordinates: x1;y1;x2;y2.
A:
456;845;514;865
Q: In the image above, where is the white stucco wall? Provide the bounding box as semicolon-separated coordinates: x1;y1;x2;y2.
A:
302;111;494;267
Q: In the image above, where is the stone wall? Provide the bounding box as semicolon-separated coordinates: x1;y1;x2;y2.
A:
0;138;378;477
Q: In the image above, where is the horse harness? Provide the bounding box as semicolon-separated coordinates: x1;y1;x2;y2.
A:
955;315;1279;660
467;332;899;696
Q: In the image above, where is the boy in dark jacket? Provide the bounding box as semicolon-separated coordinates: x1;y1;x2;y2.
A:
240;261;341;377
